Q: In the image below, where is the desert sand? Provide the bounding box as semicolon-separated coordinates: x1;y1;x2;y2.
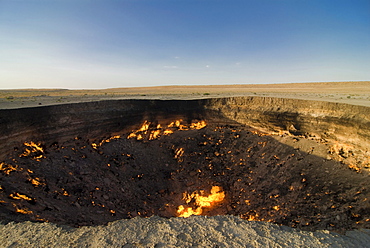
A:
1;81;370;109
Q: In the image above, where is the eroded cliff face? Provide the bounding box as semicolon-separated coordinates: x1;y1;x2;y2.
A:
1;97;369;161
0;100;208;161
204;97;370;151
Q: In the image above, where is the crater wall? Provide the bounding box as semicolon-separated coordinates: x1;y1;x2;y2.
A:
0;97;369;160
1;96;370;231
204;97;370;151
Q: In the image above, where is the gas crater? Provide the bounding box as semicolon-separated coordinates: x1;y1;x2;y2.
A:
1;97;370;232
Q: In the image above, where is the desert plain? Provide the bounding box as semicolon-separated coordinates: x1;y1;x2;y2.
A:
1;81;370;109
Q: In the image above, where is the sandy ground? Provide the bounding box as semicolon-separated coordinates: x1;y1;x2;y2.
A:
2;216;370;247
1;81;370;109
1;81;370;247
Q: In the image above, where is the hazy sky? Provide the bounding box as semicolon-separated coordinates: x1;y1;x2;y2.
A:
0;0;369;89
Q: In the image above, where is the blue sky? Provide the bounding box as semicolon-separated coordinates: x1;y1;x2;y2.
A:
0;0;369;89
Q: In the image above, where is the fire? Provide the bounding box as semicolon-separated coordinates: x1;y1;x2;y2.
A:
177;186;225;218
163;129;174;135
29;177;45;187
174;147;185;162
149;124;162;140
272;205;280;211
103;135;121;143
177;205;202;218
127;121;150;140
61;189;69;196
138;120;150;132
190;120;207;130
92;135;121;149
19;141;45;160
15;208;33;215
128;119;207;141
169;120;207;131
0;162;20;175
348;163;361;172
168;120;181;128
247;214;259;221
25;141;43;153
11;203;33;215
174;148;184;160
9;192;33;201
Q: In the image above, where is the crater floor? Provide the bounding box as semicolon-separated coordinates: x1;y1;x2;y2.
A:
1;121;369;232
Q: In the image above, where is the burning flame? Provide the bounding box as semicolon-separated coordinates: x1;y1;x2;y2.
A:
128;119;207;141
247;214;259;221
92;135;121;149
272;205;280;211
0;162;20;175
9;192;33;201
177;186;225;218
174;148;184;160
149;124;162;140
138;120;150;132
11;203;33;215
190;120;207;130
25;141;43;153
127;121;150;140
19;142;45;160
348;163;361;172
29;177;45;187
163;129;174;135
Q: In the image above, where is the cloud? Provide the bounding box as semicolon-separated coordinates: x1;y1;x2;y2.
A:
163;65;178;69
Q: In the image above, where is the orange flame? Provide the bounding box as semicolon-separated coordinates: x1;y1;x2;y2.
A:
103;135;121;143
190;120;207;130
174;148;184;159
163;129;174;135
19;141;45;160
177;186;225;218
25;141;43;153
128;119;207;141
29;177;45;187
149;124;162;140
247;214;259;221
16;208;33;214
127;121;150;140
92;135;121;149
168;120;181;128
138;121;150;132
9;192;33;201
272;205;280;211
11;203;33;215
0;162;19;175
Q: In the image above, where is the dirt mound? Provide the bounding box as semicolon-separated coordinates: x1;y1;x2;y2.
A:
2;216;370;247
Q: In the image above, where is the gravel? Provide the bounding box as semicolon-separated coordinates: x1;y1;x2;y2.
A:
2;216;370;247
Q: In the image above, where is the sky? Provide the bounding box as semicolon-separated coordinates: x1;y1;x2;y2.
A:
0;0;369;89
